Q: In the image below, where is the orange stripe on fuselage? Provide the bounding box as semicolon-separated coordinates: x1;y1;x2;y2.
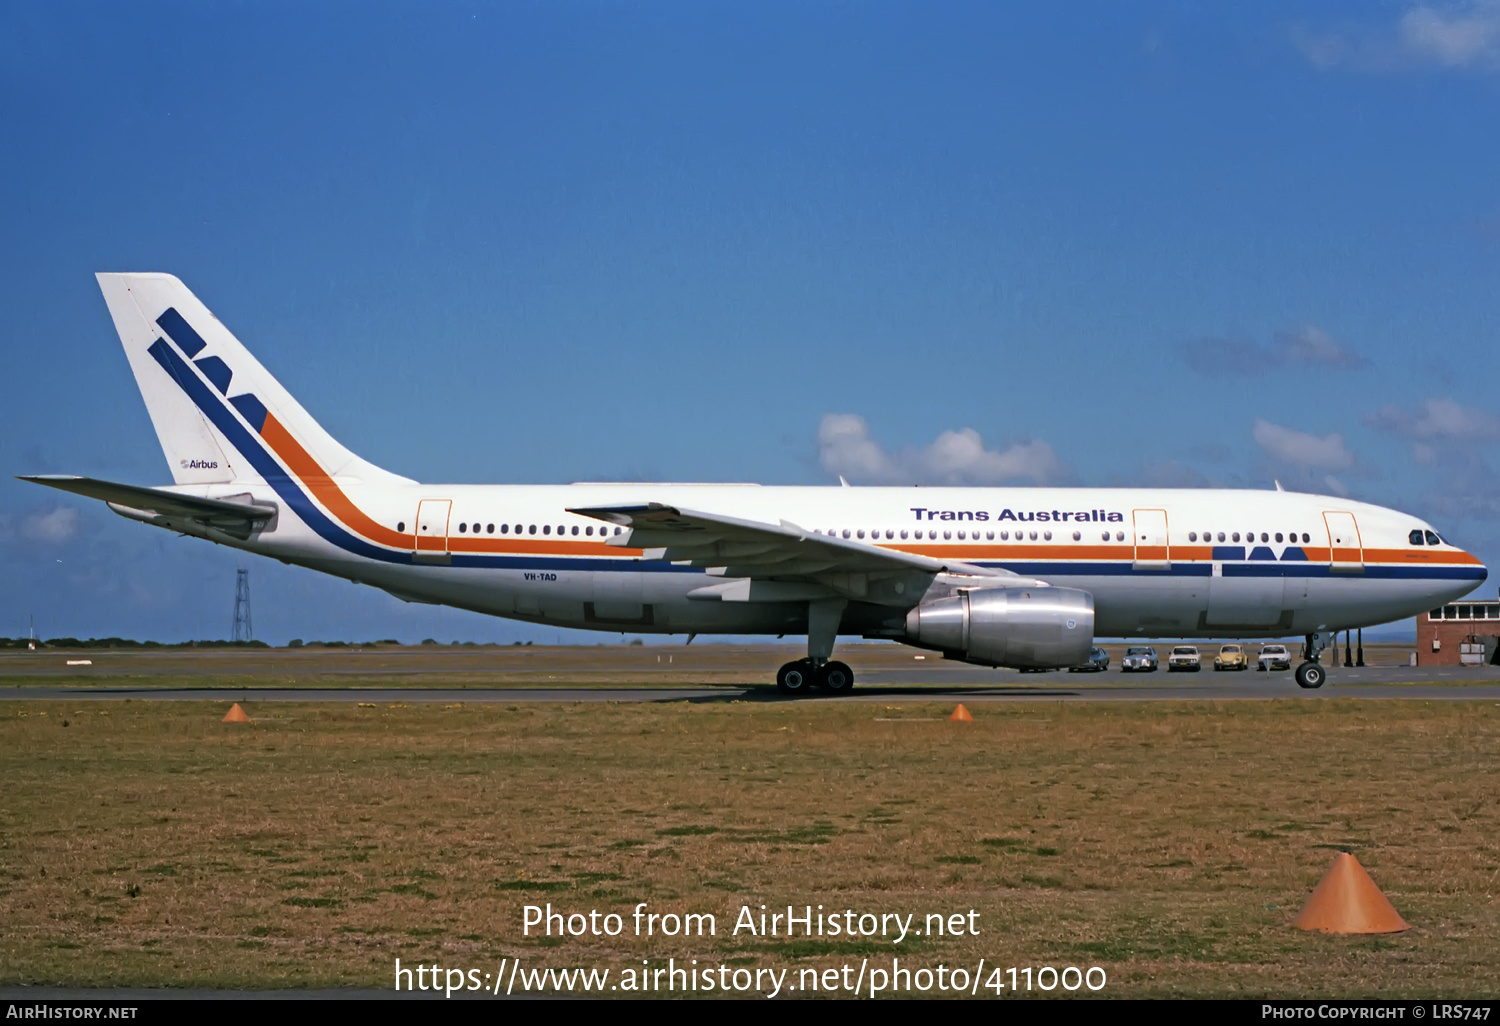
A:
249;424;1484;569
259;414;641;555
261;414;410;548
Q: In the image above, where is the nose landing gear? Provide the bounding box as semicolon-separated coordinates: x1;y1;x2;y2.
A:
1295;631;1333;690
1294;661;1326;689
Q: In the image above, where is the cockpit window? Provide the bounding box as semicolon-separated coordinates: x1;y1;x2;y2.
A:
1410;529;1425;546
1425;530;1442;546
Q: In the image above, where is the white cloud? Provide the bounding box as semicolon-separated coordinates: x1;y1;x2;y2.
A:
1251;419;1355;472
1401;3;1500;66
818;414;1062;486
1273;325;1368;369
1178;323;1367;374
21;507;80;543
1367;397;1500;465
1294;2;1500;72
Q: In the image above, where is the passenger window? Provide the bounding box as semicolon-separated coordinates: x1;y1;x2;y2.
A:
517;525;525;534
900;529;908;539
397;521;405;532
486;524;494;534
1231;532;1240;542
1189;532;1197;542
856;529;865;539
585;526;592;536
501;524;509;534
1217;532;1225;542
1072;531;1081;541
943;530;951;540
1425;531;1441;545
1301;533;1309;543
542;525;550;535
1101;532;1109;542
1043;531;1052;541
458;523;467;533
571;526;579;536
1275;533;1283;543
842;529;851;539
1260;532;1269;542
1116;531;1124;541
986;530;994;540
1030;531;1039;541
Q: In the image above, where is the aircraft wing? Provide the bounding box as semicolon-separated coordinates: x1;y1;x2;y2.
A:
19;475;275;540
568;502;1029;605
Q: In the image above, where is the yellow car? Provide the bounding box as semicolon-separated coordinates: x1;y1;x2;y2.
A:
1214;644;1249;671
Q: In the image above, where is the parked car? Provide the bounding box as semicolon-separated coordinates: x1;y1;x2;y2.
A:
1167;645;1201;672
1214;644;1249;671
1069;647;1110;672
1121;646;1158;672
1257;644;1293;671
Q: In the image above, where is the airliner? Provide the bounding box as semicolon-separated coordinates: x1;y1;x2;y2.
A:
22;274;1487;694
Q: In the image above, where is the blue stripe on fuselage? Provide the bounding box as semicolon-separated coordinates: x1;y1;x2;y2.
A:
144;337;1488;585
147;337;696;573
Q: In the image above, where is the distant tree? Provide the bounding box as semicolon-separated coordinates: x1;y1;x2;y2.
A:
287;639;304;648
629;638;644;646
420;638;438;646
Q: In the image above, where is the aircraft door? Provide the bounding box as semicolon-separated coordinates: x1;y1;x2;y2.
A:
1132;509;1169;570
1323;511;1364;573
414;499;452;563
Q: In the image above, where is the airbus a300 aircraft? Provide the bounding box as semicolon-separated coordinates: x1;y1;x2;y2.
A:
24;274;1487;693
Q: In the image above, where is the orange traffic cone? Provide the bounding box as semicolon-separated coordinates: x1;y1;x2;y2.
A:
949;704;973;722
1292;852;1410;934
222;703;251;723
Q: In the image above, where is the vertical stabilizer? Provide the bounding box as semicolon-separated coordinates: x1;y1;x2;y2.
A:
96;273;411;487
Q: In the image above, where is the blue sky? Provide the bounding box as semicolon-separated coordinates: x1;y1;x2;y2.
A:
3;2;1498;644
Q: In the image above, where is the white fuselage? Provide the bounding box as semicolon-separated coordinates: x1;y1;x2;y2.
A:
158;481;1485;642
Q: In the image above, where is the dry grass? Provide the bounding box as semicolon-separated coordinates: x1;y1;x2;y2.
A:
2;698;1498;996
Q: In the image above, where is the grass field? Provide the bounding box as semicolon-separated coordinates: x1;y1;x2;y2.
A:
3;696;1498;997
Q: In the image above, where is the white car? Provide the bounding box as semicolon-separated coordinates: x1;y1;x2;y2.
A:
1167;645;1201;672
1121;646;1158;672
1257;644;1293;672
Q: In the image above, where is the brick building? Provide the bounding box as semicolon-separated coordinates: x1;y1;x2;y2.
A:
1417;594;1500;666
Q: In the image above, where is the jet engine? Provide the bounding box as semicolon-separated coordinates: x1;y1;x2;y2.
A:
903;586;1095;669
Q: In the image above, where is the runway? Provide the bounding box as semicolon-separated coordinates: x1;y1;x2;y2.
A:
6;675;1500;704
4;643;1498;702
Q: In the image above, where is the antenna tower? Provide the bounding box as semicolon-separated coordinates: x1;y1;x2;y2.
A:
232;569;253;642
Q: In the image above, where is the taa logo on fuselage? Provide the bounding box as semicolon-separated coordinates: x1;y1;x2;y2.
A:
179;459;219;469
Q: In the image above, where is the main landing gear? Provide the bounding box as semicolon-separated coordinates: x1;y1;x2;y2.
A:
1295;631;1332;690
775;598;854;697
775;658;855;696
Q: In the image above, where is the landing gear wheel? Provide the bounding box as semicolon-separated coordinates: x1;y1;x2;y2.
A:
776;660;815;696
1295;661;1326;690
817;661;854;695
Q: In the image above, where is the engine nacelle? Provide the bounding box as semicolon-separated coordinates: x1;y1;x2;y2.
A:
903;586;1095;669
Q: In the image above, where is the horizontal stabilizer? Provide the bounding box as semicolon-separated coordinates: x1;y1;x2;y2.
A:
20;475;275;540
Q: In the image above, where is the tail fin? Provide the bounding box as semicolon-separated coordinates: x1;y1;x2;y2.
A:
97;273;411;487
